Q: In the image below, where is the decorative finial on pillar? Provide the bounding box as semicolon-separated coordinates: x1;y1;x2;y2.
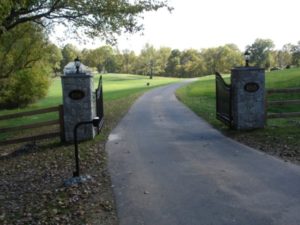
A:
74;56;81;73
244;50;250;67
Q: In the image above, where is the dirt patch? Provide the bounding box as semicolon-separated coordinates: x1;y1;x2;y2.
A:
0;138;118;225
0;96;143;225
223;127;300;165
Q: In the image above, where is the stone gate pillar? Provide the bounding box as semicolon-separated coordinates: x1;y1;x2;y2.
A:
231;67;265;130
61;61;96;142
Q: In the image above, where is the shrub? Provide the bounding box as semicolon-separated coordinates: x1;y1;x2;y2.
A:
0;63;50;108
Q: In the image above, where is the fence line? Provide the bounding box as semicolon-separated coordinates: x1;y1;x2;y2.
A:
0;106;59;120
267;88;300;119
267;88;300;94
0;105;64;146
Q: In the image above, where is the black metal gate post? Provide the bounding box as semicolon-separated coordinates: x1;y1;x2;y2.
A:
73;118;101;177
95;76;104;134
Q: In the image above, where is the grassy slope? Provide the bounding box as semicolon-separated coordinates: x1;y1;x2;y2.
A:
0;74;179;137
176;68;300;163
0;73;179;112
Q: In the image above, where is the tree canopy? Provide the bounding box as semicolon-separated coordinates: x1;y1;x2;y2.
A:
247;39;275;69
0;23;53;108
0;0;171;42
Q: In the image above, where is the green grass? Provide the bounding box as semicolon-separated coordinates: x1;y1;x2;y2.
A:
0;74;180;140
0;73;179;115
265;69;300;113
176;68;300;162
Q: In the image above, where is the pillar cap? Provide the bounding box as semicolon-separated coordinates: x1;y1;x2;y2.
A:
63;61;92;76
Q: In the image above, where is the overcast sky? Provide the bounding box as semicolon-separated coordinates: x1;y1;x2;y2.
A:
50;0;300;52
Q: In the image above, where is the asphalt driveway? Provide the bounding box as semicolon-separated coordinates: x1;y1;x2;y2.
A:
106;82;300;225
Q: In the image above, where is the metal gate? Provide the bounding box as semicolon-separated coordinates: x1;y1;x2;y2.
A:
215;72;232;126
95;75;104;132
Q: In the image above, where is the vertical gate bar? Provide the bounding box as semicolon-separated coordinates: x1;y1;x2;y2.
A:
59;104;66;142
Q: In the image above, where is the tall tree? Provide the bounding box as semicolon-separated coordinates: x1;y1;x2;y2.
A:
156;47;171;75
91;46;113;72
247;38;275;69
291;41;300;67
165;49;181;76
61;44;80;68
0;23;54;108
135;44;157;76
121;49;137;74
275;44;293;68
180;49;206;77
214;44;243;73
201;48;218;75
47;43;63;76
0;0;171;42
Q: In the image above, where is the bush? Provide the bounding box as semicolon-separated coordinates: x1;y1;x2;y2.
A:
0;63;50;108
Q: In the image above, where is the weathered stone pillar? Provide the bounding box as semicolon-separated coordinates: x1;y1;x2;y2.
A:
61;62;96;142
231;67;265;130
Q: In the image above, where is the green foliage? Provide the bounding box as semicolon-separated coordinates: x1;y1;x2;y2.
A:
164;45;243;77
201;44;243;74
0;0;171;42
276;44;293;68
47;44;63;76
82;45;121;73
132;44;171;77
156;47;171;75
247;39;275;69
121;49;137;74
1;63;51;108
180;49;206;77
291;41;300;67
165;49;181;76
134;43;156;75
61;44;80;68
0;23;56;108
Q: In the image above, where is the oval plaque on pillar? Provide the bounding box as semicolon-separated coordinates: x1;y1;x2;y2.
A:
69;90;85;100
244;82;259;93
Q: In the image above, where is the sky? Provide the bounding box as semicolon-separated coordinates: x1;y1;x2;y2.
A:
50;0;300;53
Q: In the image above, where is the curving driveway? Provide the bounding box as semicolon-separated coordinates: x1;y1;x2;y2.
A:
106;82;300;225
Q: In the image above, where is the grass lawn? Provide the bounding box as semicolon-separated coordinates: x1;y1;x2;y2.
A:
176;68;300;164
0;74;179;139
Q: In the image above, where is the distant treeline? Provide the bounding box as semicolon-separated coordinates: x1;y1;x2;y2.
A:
62;39;300;77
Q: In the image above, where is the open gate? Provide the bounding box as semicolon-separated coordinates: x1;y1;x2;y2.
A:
95;75;104;133
215;72;232;126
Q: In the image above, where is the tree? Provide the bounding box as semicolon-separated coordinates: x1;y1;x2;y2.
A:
0;23;52;108
121;49;137;74
61;44;80;68
105;53;123;73
165;49;181;76
201;48;218;75
214;44;243;73
47;43;63;76
291;41;300;67
82;46;114;72
0;0;171;42
179;49;206;77
156;47;171;76
247;39;275;69
135;44;157;76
